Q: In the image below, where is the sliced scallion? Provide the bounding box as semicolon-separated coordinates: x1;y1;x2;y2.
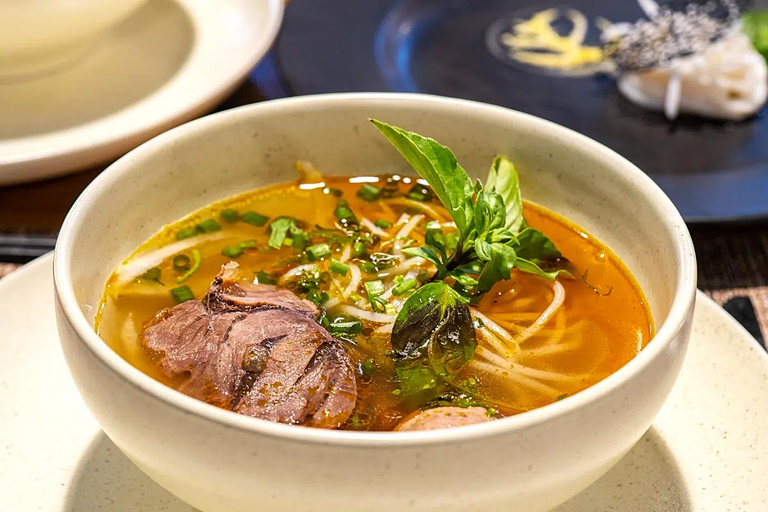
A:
356;183;380;202
352;240;367;257
172;254;191;272
374;219;392;229
221;246;243;259
329;319;363;336
171;285;194;303
220;209;240;223
334;199;357;228
241;211;269;227
196;219;221;233
360;261;376;273
176;249;202;283
365;280;386;312
306;243;332;261
392;277;418;296
176;227;197;240
329;259;350;276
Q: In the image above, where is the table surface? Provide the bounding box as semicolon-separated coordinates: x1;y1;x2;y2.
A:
1;77;767;347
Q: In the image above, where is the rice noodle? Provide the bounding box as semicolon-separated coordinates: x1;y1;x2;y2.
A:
323;297;341;309
386;198;448;220
374;323;394;335
361;217;390;238
518;341;580;358
471;309;516;344
468;360;561;397
393;214;424;255
378;199;396;218
279;264;318;285
115;232;224;285
516;281;566;343
339;244;352;263
334;304;397;323
377;257;425;278
343;264;362;298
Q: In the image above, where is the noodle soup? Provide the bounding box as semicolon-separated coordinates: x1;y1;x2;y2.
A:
96;121;652;431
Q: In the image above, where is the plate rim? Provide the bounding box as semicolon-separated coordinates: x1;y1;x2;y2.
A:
0;0;285;186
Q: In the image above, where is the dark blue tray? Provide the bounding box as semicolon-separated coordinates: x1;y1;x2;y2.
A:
253;0;768;223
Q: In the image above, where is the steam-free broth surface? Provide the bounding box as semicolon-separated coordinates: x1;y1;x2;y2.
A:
97;174;652;431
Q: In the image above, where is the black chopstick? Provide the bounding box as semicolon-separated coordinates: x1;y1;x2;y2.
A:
0;233;57;263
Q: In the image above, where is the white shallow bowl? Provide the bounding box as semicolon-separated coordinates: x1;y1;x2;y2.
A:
0;0;149;77
54;93;697;512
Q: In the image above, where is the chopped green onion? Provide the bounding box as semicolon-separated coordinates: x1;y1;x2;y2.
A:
329;259;349;276
255;270;277;285
306;243;332;261
140;267;163;285
171;285;194;303
334;199;357;227
329;319;363;335
323;186;343;197
176;249;202;284
220;209;240;223
374;219;392;229
349;292;362;302
353;240;367;257
241;211;269;227
237;240;259;250
222;246;243;259
365;280;386;312
172;254;191;272
289;226;310;251
283;238;294;247
356;183;381;202
176;227;196;240
360;261;376;273
196;218;221;233
392;277;418;296
406;184;433;202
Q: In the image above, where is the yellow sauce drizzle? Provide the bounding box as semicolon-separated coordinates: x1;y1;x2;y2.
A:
500;8;607;75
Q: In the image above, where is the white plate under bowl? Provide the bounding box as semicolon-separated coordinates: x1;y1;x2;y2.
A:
0;0;283;186
1;254;767;511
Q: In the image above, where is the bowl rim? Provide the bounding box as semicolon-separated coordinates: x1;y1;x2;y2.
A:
53;92;697;447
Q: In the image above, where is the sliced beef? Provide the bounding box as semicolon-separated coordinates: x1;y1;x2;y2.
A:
395;407;493;431
206;262;319;318
140;263;356;428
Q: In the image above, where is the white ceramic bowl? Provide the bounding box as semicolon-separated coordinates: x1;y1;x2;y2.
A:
54;93;697;512
0;0;149;77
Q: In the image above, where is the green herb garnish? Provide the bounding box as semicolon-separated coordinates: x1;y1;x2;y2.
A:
220;209;240;223
371;119;569;296
374;219;392;229
357;183;381;202
306;243;332;261
329;259;350;276
334;199;358;228
222;246;243;259
140;267;164;285
255;270;277;285
195;218;221;233
392;276;418;296
268;217;298;250
176;249;202;283
175;227;197;240
172;255;191;272
241;211;270;227
329;318;363;336
364;280;387;312
171;285;194;303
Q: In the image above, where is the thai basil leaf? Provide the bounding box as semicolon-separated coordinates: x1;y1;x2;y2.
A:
516;258;569;280
448;271;479;287
370;120;475;239
743;10;768;62
473;190;506;235
486;156;526;234
475;239;493;261
391;282;476;395
513;228;561;263
402;246;447;276
476;243;517;293
424;222;448;261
